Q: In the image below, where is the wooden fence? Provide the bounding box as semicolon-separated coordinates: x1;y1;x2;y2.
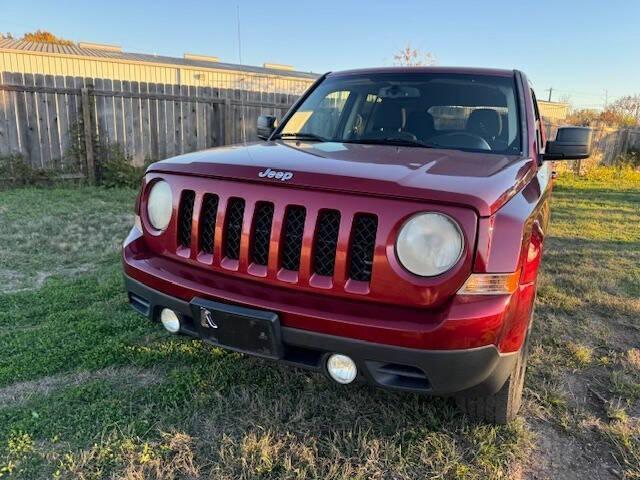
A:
0;71;300;182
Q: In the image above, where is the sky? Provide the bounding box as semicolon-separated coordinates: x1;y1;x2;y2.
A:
3;0;639;109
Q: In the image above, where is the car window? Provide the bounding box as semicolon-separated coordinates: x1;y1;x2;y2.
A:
428;106;508;131
284;90;351;139
530;89;544;151
278;72;522;155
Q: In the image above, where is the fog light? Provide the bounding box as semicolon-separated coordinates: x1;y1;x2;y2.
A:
326;354;357;384
160;308;180;333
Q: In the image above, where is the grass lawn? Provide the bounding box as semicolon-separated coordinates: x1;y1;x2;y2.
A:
0;170;638;479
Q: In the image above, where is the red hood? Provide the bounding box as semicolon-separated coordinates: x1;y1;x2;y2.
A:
147;141;535;217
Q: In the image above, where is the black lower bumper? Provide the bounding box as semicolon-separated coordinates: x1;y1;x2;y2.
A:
124;275;517;396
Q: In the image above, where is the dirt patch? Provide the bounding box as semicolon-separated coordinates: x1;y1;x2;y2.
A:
525;421;621;480
0;366;162;408
0;264;96;294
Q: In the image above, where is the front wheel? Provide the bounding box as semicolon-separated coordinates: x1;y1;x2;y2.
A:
455;339;529;424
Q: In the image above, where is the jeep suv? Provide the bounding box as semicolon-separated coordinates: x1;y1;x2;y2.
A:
122;67;591;423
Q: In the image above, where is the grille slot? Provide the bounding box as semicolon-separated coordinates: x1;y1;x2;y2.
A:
313;210;341;276
199;194;219;254
177;190;195;247
348;214;378;281
250;202;274;265
281;206;306;271
224;198;245;260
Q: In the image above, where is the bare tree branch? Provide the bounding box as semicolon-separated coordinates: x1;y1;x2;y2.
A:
393;43;436;67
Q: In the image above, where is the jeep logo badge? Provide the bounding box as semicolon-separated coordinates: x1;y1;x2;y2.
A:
258;168;294;182
200;308;218;329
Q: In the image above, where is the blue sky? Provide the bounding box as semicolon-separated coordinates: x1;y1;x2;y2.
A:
3;0;639;108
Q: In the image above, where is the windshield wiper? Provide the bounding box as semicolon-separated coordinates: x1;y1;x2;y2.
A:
342;137;435;149
274;132;330;142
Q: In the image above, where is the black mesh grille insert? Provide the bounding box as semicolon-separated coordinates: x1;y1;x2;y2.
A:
281;206;306;271
313;210;341;276
250;202;274;265
199;194;219;254
224;198;245;260
177;190;195;247
348;214;378;281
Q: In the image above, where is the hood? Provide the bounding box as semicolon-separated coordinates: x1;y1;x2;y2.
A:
147;141;536;217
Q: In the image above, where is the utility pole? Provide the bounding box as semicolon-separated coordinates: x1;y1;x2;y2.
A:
546;88;553;102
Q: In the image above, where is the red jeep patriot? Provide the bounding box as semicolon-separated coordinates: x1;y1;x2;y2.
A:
122;67;591;423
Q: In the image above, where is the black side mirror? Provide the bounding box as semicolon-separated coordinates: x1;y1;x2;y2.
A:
544;126;592;161
257;115;277;140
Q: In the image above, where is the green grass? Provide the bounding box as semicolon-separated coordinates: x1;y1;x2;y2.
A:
0;172;638;479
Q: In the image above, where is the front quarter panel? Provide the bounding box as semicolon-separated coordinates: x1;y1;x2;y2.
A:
473;162;552;352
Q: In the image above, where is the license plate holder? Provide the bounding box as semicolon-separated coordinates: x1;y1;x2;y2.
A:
190;298;282;360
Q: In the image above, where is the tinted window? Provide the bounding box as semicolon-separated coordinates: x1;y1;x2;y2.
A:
279;72;522;154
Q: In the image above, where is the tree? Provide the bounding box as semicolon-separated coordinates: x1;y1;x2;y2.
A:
566;107;637;128
599;108;637;128
566;108;600;127
21;30;74;46
393;43;436;66
610;95;640;125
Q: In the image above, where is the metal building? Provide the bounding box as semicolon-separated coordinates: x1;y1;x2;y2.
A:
0;38;317;95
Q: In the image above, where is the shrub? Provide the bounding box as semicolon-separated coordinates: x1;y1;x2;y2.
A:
96;143;147;189
615;148;640;169
0;155;54;186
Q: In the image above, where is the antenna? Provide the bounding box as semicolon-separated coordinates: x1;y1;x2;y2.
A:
236;5;243;65
237;5;247;144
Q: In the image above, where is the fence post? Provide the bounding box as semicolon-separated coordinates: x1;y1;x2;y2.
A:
223;97;232;145
81;86;96;185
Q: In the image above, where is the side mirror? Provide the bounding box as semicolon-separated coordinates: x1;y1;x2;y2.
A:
257;115;277;140
544;126;592;161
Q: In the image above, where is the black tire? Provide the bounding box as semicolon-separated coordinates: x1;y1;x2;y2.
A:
455;338;529;424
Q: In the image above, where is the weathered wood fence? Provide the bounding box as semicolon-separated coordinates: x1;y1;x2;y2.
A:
0;71;300;182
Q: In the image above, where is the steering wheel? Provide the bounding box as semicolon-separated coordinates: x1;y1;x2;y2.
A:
428;132;491;151
369;130;418;141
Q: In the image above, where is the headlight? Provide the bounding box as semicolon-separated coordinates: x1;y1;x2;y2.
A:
396;213;464;277
147;180;173;230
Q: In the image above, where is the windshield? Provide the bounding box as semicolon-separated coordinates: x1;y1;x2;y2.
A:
277;72;522;154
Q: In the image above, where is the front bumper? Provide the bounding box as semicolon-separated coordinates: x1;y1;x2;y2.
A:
125;275;518;396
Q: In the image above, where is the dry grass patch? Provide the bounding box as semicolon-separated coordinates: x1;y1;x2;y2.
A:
0;367;162;409
625;349;640;372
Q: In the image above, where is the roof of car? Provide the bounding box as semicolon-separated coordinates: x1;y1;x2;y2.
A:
328;66;516;77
